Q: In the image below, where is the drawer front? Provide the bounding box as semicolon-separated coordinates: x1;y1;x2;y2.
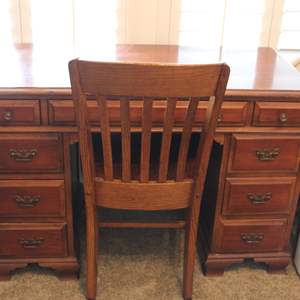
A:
0;180;65;217
0;134;63;173
48;100;100;125
222;177;296;216
167;101;249;126
0;100;40;125
216;102;249;126
253;102;300;127
0;224;67;258
216;219;287;253
48;100;248;127
229;134;300;172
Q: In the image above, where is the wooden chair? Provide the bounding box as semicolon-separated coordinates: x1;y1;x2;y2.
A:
69;60;230;300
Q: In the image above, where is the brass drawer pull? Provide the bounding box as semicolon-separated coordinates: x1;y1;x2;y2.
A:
15;195;40;208
255;148;279;161
3;111;13;121
279;112;288;123
247;192;272;205
18;238;44;249
9;149;37;162
240;233;264;244
217;114;222;122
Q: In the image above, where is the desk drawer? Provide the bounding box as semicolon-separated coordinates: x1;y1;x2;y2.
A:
222;177;296;216
0;223;67;258
217;219;287;253
48;100;248;127
253;102;300;127
0;180;65;218
0;134;63;173
228;134;300;173
48;100;100;125
0;100;40;125
167;101;249;126
216;102;249;126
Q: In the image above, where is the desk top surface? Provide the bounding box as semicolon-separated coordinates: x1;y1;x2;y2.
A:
1;44;300;96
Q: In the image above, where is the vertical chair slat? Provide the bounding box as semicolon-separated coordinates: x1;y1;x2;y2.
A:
158;98;177;182
96;96;113;180
176;98;199;181
120;98;131;182
140;98;153;183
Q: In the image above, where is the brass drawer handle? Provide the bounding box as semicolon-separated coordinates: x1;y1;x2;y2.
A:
255;148;279;161
247;192;272;205
9;149;37;162
279;112;288;123
3;111;13;121
217;114;222;122
18;238;44;249
240;233;264;244
15;195;40;208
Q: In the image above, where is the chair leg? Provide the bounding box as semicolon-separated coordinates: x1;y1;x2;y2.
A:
86;204;98;300
182;210;199;300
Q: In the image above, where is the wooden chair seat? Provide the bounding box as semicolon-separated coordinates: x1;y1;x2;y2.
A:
95;157;195;211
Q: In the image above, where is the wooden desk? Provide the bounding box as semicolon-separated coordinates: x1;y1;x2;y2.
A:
0;44;300;279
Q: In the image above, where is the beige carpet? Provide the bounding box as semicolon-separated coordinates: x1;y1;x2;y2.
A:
1;228;300;300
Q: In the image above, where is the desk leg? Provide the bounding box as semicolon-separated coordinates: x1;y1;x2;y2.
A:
0;263;27;280
204;253;290;276
0;258;79;281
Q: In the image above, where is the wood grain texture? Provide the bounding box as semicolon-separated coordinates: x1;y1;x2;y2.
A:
0;223;67;258
0;180;65;218
78;61;222;98
48;99;249;128
1;45;300;291
2;45;300;99
176;98;199;181
183;65;230;298
204;252;291;276
120;98;131;182
222;177;296;216
69;59;230;300
0;100;40;125
215;219;288;253
96;96;113;180
140;99;153;183
228;134;300;173
95;179;193;210
99;221;185;228
0;133;63;173
0;258;78;281
253;102;300;127
158;98;177;182
69;60;98;300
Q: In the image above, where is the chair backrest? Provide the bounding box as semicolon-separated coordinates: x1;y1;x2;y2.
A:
69;60;230;210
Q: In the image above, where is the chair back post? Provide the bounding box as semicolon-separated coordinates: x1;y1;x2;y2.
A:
187;64;230;224
69;60;96;207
